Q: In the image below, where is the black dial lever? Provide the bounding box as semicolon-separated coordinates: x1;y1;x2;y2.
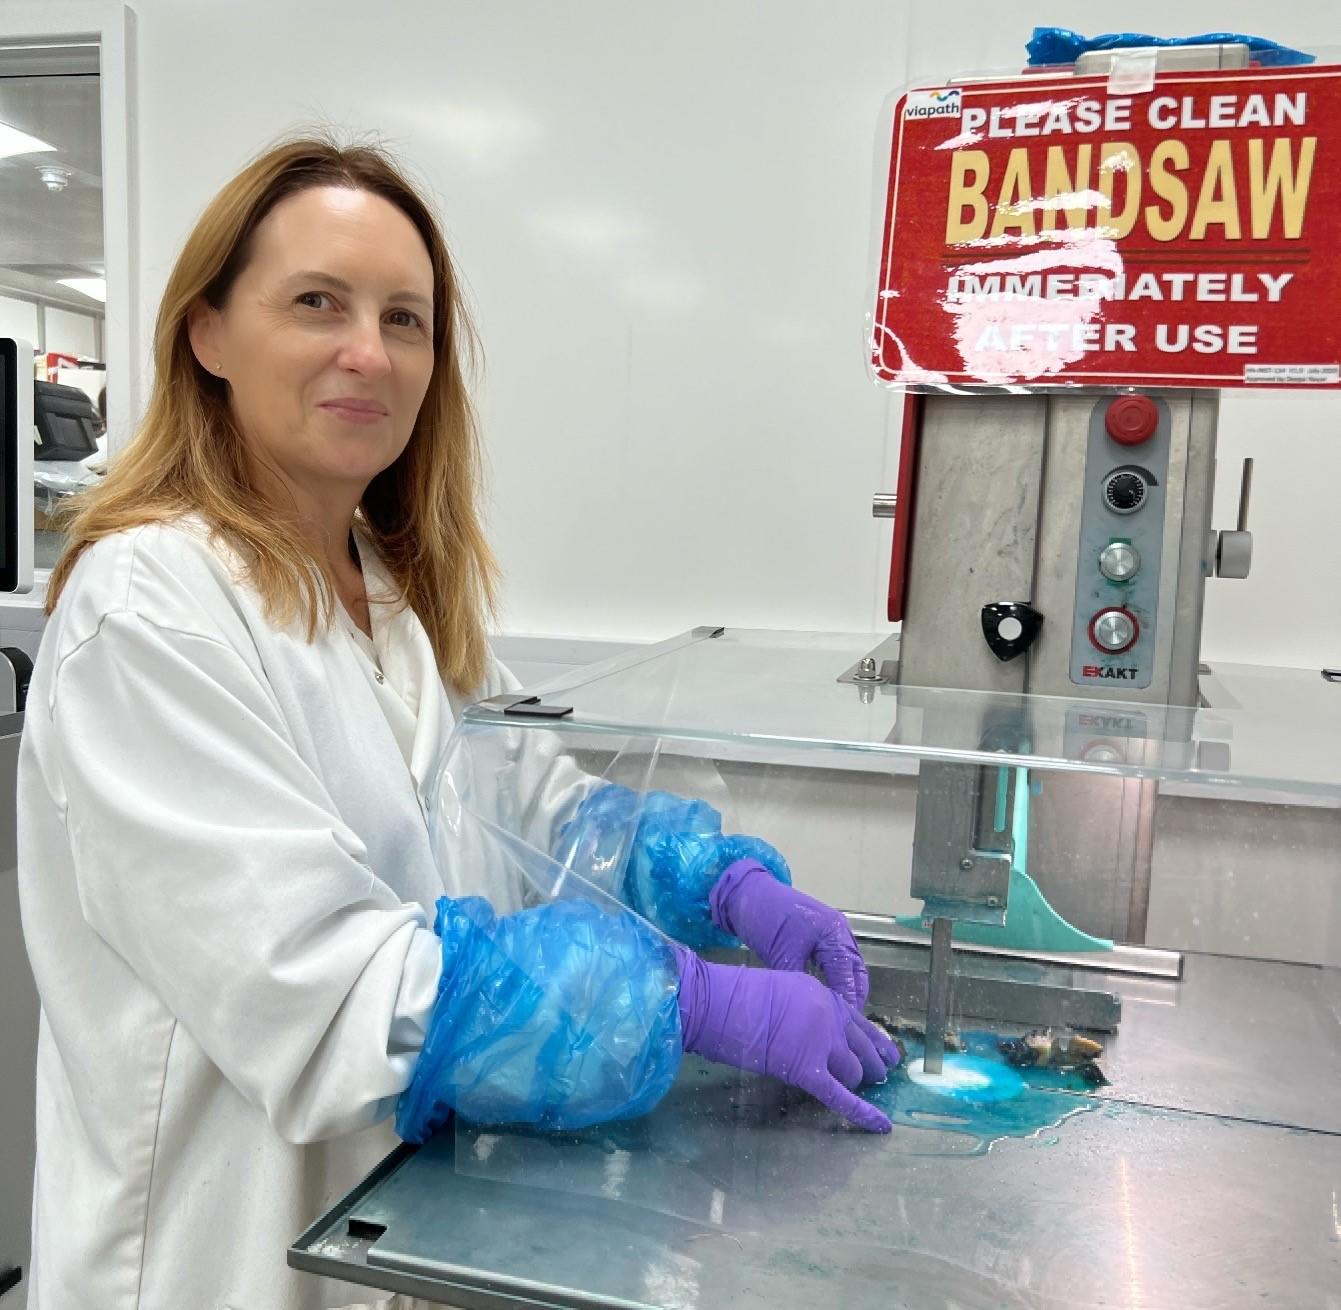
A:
981;602;1043;663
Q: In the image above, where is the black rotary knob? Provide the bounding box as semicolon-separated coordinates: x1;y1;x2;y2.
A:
1103;469;1147;514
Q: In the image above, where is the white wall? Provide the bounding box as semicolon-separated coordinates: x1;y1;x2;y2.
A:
104;1;1338;668
43;306;99;359
0;297;37;350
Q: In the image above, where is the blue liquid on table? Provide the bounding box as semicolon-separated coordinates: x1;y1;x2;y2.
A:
863;1030;1104;1152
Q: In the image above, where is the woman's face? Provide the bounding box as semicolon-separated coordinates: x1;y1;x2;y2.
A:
190;185;437;505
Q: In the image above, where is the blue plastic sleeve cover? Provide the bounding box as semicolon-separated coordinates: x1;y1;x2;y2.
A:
396;895;683;1141
554;785;793;951
1027;26;1314;68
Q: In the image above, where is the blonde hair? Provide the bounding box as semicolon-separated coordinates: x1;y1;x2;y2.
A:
47;133;499;695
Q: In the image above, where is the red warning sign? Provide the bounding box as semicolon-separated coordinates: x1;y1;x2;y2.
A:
871;66;1341;388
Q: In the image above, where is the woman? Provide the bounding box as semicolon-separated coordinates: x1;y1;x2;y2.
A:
18;136;896;1310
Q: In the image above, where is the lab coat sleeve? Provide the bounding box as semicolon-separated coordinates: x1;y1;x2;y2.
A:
486;659;599;852
468;660;791;946
50;611;443;1144
436;656;602;906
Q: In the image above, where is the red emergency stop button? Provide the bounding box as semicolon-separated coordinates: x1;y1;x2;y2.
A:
1105;395;1158;446
1089;607;1139;654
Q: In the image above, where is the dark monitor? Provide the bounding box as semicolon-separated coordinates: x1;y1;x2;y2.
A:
0;339;33;592
34;380;101;462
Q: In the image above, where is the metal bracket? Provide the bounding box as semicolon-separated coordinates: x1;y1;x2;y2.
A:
910;760;1014;926
866;948;1124;1034
1074;41;1249;88
480;693;573;719
836;633;901;686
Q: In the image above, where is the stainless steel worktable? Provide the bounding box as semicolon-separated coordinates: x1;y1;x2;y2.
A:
292;630;1341;1308
291;947;1341;1309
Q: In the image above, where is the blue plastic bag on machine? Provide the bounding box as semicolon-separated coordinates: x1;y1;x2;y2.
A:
395;724;684;1141
1026;26;1313;68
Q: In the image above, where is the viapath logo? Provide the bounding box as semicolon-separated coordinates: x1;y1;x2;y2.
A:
904;88;963;120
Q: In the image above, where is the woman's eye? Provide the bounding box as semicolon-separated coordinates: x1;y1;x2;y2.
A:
387;309;425;330
296;291;331;310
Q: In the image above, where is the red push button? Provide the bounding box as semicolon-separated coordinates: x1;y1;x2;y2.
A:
1105;395;1158;446
1089;607;1139;654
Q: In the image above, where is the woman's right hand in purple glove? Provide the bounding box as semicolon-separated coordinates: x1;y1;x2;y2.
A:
672;944;899;1133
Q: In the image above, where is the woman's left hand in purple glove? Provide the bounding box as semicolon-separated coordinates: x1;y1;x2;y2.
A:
710;860;870;1009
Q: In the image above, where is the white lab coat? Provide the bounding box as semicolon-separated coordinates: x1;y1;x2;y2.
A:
17;517;581;1310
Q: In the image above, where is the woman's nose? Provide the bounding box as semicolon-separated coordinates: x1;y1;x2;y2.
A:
336;316;393;377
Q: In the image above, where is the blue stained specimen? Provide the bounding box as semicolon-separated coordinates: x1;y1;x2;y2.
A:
862;1030;1105;1152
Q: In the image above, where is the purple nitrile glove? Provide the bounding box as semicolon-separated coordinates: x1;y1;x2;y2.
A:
711;860;871;1010
672;943;899;1133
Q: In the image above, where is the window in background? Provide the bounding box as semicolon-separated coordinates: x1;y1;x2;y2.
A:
0;44;104;569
